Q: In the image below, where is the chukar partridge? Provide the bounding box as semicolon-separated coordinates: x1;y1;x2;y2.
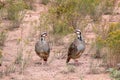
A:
66;29;85;65
35;32;50;65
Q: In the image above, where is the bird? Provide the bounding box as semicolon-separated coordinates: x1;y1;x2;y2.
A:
35;32;50;65
66;29;85;65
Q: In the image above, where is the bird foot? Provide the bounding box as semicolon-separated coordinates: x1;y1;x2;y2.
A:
35;62;42;65
42;61;48;66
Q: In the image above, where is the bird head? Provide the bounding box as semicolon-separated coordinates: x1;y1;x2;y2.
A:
40;32;47;41
75;29;81;35
75;29;83;40
41;32;47;37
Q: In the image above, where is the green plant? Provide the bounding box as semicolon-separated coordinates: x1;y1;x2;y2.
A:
92;22;120;67
53;20;74;35
108;23;120;33
14;50;23;64
23;0;34;9
0;49;2;66
91;22;108;59
0;1;5;9
49;0;79;27
71;0;114;21
103;23;120;67
67;65;75;73
14;27;32;74
6;0;30;28
7;0;29;20
47;0;115;37
105;30;120;67
108;68;120;80
89;57;101;74
41;0;49;5
118;2;120;7
0;8;8;19
0;30;7;47
15;38;27;74
48;0;79;35
4;64;16;76
93;36;105;58
103;0;115;14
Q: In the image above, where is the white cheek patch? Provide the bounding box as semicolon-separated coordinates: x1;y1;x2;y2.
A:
76;31;80;34
42;34;46;37
78;35;80;37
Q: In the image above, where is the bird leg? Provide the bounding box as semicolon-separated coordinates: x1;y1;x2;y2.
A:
43;61;48;65
74;59;79;66
37;58;42;65
41;59;44;65
43;58;48;65
66;57;70;64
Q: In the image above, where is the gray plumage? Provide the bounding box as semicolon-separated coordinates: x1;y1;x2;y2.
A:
35;32;50;62
66;29;85;63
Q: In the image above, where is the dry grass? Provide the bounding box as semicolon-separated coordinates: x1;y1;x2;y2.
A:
0;30;7;47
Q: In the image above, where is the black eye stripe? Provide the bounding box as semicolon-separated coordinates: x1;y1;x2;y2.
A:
41;33;47;37
41;32;47;36
77;31;80;32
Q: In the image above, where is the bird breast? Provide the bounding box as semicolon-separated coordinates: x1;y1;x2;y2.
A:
75;39;85;51
35;41;50;53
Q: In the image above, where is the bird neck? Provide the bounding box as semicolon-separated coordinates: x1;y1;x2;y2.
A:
40;37;45;42
77;35;82;41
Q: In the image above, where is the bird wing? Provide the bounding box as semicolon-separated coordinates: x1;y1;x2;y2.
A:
35;41;42;53
43;42;50;54
68;40;78;57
